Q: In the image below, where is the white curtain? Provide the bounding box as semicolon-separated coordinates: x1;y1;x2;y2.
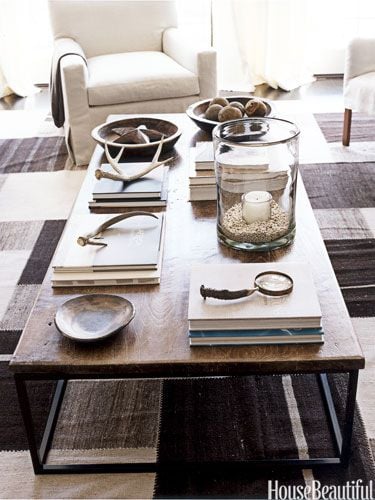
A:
214;0;315;92
0;0;41;98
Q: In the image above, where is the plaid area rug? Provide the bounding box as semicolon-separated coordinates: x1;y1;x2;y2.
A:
314;112;375;143
0;137;69;173
0;119;375;498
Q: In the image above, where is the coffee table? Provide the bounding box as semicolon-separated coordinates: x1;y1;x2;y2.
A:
10;113;365;474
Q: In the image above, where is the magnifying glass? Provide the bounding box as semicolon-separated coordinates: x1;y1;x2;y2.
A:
200;271;293;301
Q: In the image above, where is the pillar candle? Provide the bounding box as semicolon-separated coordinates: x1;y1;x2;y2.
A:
242;191;272;224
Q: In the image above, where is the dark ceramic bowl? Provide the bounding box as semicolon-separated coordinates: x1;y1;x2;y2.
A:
55;294;135;343
186;96;274;134
92;117;182;156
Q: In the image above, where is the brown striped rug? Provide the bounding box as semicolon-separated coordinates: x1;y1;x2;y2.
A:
314;113;375;143
155;374;374;497
0;137;69;173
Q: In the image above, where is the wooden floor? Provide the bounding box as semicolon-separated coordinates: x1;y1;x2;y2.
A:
0;77;344;112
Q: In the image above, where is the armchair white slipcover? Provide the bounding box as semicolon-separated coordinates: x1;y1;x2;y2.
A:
343;38;375;146
48;0;217;165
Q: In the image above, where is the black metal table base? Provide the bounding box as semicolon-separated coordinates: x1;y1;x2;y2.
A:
14;371;359;474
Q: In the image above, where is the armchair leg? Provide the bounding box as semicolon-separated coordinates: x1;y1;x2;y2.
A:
343;108;352;146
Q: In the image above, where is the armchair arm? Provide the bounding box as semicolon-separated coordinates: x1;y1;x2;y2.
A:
163;27;217;98
51;38;91;165
51;38;88;126
344;38;375;86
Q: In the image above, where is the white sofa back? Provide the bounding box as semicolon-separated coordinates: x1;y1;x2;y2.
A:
48;0;178;58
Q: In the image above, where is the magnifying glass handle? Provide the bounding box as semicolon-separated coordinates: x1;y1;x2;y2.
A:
200;285;258;300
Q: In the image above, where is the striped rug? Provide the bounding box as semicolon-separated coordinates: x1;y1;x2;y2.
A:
155;374;374;497
0;137;69;173
0;113;375;498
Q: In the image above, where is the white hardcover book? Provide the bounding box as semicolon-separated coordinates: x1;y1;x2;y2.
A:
51;269;161;287
216;148;289;194
217;150;270;172
53;213;164;272
93;164;167;199
193;143;270;172
193;143;214;171
189;158;216;186
188;262;322;330
52;218;166;287
189;185;217;201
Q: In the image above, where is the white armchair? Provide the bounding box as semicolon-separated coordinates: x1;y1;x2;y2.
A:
343;37;375;146
48;0;217;166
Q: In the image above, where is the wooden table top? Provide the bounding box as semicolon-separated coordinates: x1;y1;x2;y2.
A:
10;113;364;376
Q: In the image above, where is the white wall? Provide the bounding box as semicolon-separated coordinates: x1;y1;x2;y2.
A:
307;0;375;74
15;0;375;85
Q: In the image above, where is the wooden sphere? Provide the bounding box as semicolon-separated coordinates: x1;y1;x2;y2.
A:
245;98;267;117
205;104;223;121
209;96;229;107
218;105;243;122
229;101;245;114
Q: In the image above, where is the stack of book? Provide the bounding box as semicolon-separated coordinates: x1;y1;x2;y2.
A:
89;163;168;210
188;143;290;201
188;142;215;201
188;262;323;346
51;213;165;287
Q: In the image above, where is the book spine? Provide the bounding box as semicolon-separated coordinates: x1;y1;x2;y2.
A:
195;163;214;171
52;277;160;287
189;338;324;347
189;328;324;338
89;200;167;208
189;318;322;330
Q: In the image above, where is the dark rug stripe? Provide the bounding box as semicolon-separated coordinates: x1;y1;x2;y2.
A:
300;162;375;209
338;286;375;318
158;376;299;462
52;379;161;450
155;375;375;497
0;330;22;355
324;239;375;317
293;373;375;483
0;362;56;451
315;113;375;143
155;376;304;498
291;373;375;481
0;137;68;173
290;374;336;459
312;374;375;484
155;464;303;499
18;219;66;285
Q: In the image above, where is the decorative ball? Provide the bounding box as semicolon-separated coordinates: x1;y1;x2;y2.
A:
229;101;245;115
205;104;223;121
209;96;229;107
218;105;243;122
245;98;268;117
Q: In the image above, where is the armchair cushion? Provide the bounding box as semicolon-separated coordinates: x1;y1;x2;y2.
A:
344;38;375;84
163;27;217;98
344;71;375;114
87;51;199;106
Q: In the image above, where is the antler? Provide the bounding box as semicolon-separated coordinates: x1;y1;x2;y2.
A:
77;212;158;247
95;137;173;182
